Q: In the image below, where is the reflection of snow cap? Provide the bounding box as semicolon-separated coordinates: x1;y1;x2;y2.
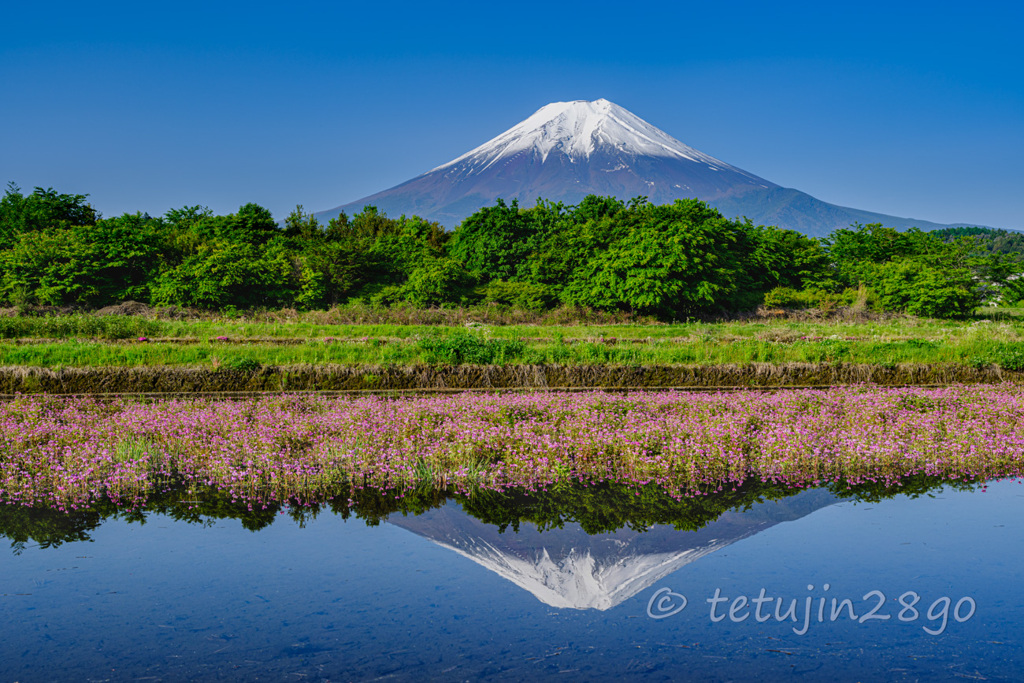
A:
437;537;730;610
390;490;840;611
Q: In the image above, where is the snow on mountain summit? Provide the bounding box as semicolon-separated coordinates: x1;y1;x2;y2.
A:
432;98;736;173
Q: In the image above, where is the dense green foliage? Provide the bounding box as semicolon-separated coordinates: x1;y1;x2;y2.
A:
2;182;1021;319
931;226;1024;259
822;225;969;317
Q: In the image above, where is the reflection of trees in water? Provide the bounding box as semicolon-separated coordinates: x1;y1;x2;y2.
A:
1;506;105;555
460;481;803;534
0;474;987;553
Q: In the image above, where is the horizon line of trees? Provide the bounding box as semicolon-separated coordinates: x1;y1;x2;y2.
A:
2;182;1023;319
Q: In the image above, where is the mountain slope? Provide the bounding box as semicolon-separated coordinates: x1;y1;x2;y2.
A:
319;99;980;236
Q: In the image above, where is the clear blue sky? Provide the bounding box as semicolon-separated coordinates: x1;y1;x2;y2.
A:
2;1;1022;229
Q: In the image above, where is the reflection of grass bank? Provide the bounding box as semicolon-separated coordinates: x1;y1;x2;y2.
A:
0;362;1018;395
2;387;1022;511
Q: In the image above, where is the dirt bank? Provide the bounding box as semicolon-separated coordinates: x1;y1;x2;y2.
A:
0;362;1016;396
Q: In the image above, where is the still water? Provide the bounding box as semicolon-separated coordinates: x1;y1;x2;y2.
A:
2;480;1022;682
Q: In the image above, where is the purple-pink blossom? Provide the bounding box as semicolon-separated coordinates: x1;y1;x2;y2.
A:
2;385;1023;511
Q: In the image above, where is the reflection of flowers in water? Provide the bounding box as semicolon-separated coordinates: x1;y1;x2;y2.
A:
2;386;1023;511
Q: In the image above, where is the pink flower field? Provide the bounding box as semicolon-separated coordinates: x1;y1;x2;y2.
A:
2;385;1023;511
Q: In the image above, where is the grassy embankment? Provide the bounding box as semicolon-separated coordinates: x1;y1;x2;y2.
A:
2;310;1024;393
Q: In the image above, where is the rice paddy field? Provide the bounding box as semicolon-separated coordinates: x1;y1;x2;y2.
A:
3;312;1024;372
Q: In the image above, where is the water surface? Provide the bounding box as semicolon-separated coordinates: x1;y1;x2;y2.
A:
2;480;1022;681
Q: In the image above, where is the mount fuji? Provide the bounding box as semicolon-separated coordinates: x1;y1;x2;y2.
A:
319;99;977;237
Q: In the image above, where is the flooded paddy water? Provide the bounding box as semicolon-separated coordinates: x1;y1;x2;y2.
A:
2;478;1022;681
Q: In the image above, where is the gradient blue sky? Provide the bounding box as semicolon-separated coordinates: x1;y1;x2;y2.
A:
2;1;1022;229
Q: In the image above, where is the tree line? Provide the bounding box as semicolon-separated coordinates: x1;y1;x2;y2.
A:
2;183;1021;319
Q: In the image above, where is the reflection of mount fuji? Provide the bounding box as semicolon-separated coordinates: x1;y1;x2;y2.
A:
389;490;839;610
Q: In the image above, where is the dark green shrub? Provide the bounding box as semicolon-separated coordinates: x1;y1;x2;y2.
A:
418;332;525;364
993;346;1024;372
0;314;162;339
763;287;822;309
477;280;557;311
221;357;263;373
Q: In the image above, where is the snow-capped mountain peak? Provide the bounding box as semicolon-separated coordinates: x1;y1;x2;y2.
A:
432;98;733;172
320;98;975;235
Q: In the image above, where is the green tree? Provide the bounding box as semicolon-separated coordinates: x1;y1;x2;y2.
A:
0;229;66;305
0;183;97;250
824;223;946;288
400;257;475;306
743;223;830;291
816;222;1009;317
563;199;745;316
448;199;536;282
873;260;977;318
0;212;164;307
151;241;292;309
283;205;323;242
